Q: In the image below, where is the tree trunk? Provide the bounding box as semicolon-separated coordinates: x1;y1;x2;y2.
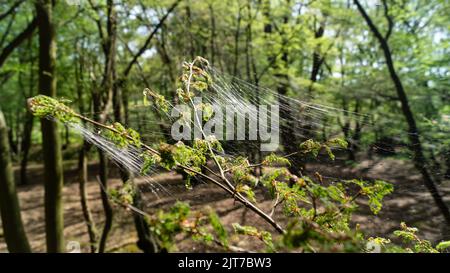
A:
97;148;112;253
0;109;31;253
355;0;450;224
445;149;450;179
309;19;326;86
232;5;242;78
19;35;36;185
78;143;98;253
264;0;299;175
19;112;33;185
36;0;65;252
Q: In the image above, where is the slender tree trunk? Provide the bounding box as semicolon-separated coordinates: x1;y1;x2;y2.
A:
232;5;242;78
78;142;98;253
185;2;195;59
244;0;262;175
309;18;327;89
0;109;31;253
36;0;65;252
20;112;33;185
62;124;70;150
7;117;17;155
75;42;98;253
355;0;450;224
208;4;216;66
97;147;112;253
20;36;35;185
445;149;450;179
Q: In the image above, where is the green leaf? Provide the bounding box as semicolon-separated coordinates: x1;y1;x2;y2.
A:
326;138;348;149
143;88;170;113
299;139;322;157
347;179;393;214
436;241;450;251
232;223;274;251
236;184;257;203
262;153;291;166
208;210;228;247
140;152;161;175
27;95;78;123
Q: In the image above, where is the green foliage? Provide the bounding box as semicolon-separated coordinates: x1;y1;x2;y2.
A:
226;156;258;186
262;153;291;166
158;141;206;174
235;184;257;203
158;143;178;170
368;223;449;253
108;181;135;206
393;222;438;253
281;220;365;252
140;151;161;175
326;138;349;149
27;95;77;123
143;88;170;113
232;223;274;252
208;210;228;248
177;57;212;100
201;103;214;121
148;202;230;251
27;59;398;254
257;164;394;251
299;139;322;158
348;179;394;214
299;138;348;160
6;0;448;254
149;201;191;251
436;241;450;251
195;136;224;153
103;122;141;148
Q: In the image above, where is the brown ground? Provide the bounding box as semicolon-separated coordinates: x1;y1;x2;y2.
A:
1;156;449;253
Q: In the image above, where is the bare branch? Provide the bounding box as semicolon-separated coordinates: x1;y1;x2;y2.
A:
122;0;181;77
382;0;394;41
0;17;38;68
0;0;24;22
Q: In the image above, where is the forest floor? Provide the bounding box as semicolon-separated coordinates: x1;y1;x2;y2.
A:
1;155;449;253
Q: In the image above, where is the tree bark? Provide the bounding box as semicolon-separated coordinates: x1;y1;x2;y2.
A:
19;112;33;185
309;18;326;85
97;147;112;253
0;109;31;253
36;0;65;252
354;0;450;224
232;5;242;78
78;143;98;253
20;36;35;185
